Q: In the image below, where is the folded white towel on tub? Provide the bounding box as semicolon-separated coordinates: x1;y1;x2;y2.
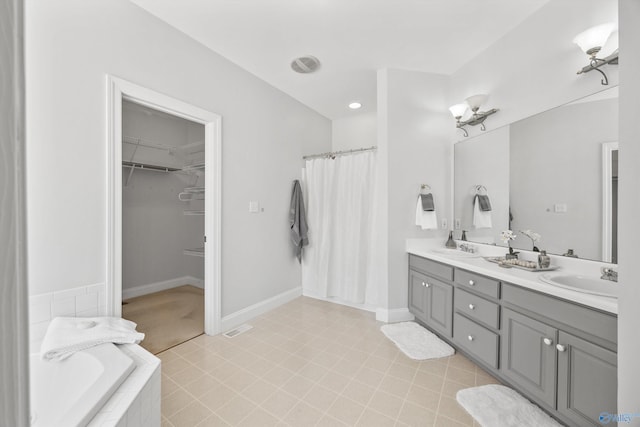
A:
41;317;145;361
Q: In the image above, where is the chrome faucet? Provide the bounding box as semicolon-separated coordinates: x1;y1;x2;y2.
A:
600;267;618;282
459;243;476;253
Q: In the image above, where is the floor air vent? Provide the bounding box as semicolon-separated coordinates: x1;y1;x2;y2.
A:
223;324;253;338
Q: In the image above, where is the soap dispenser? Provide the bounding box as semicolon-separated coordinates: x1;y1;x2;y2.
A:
445;231;457;249
538;250;550;269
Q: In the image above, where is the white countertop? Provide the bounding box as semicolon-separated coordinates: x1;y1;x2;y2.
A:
406;239;618;314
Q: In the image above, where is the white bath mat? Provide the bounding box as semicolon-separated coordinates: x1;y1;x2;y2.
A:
380;321;454;360
456;384;562;427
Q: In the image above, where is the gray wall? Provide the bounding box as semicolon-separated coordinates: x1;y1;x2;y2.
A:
454;126;510;244
25;0;332;317
332;112;377;152
381;69;452;310
618;0;640;415
0;0;29;425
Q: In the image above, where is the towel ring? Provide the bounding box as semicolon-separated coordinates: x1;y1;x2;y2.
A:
420;184;431;194
475;185;487;195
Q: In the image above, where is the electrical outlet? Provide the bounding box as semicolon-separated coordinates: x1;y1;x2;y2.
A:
454;218;461;230
441;219;448;229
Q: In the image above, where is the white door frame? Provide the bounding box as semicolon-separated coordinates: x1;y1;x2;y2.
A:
602;141;618;263
106;76;222;335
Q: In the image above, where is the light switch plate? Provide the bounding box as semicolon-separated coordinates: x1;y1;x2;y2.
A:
249;201;260;213
554;203;567;213
441;219;448;229
454;218;461;230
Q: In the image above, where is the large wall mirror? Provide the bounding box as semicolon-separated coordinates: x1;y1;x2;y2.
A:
454;86;618;263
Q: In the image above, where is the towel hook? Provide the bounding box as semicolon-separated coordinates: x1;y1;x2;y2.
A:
475;185;487;195
420;184;431;194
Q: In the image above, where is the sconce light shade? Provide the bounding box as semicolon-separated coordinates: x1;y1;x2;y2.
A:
573;22;619;86
450;94;499;137
449;103;468;119
465;94;489;112
573;22;617;56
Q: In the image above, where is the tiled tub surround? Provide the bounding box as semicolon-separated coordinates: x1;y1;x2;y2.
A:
28;284;161;427
28;283;107;351
406;238;618;427
88;344;161;427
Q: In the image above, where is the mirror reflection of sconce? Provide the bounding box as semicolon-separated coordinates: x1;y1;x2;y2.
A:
449;94;499;137
573;22;619;86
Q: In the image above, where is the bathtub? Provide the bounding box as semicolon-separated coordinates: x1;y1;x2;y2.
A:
30;343;135;427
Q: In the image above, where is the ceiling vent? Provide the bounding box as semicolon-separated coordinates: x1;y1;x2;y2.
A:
291;56;321;74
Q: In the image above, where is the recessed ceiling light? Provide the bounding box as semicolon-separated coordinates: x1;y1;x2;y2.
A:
348;102;362;110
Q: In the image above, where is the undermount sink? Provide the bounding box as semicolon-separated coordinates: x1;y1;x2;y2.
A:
430;248;481;258
539;274;618;298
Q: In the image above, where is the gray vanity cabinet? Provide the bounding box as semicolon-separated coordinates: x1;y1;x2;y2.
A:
425;279;453;337
501;308;557;407
408;270;429;321
407;254;618;427
557;331;618;427
408;255;454;337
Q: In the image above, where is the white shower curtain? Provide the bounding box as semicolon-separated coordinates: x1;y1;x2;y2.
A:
302;151;381;306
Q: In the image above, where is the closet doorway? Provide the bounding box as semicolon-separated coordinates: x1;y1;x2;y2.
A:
107;77;221;342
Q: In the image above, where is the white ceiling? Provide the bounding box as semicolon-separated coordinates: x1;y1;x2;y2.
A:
130;0;550;120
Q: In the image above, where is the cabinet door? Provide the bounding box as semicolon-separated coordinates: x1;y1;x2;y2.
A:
501;308;557;407
408;270;428;322
425;278;453;337
557;331;617;427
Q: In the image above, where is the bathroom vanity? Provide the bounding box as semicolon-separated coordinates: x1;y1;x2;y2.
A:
407;243;617;427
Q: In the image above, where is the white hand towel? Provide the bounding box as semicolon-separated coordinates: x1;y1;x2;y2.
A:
40;317;145;361
473;195;492;229
415;197;438;230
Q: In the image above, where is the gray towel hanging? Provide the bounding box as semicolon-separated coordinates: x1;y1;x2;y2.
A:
289;180;308;262
475;194;492;212
420;193;435;211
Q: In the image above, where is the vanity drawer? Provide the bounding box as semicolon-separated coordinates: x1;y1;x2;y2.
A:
455;288;500;329
455;269;500;299
453;313;499;368
409;255;454;282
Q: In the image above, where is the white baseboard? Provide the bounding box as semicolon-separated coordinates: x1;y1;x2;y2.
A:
376;307;415;323
301;291;377;313
220;287;302;333
122;276;204;300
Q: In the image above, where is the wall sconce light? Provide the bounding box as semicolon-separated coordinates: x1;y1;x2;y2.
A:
449;94;499;137
573;22;618;85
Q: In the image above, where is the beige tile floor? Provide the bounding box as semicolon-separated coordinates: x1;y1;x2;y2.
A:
158;297;499;427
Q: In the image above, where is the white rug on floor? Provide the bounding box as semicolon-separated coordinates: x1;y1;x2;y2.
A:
456;384;562;427
380;321;454;360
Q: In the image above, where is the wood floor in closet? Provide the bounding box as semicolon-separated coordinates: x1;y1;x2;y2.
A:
123;285;204;354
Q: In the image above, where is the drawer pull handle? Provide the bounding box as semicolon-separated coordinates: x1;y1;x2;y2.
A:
543;338;553;346
556;344;566;352
468;304;475;310
468;335;474;341
468;280;475;286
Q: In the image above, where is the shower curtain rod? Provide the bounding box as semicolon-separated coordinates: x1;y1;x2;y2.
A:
302;146;377;160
